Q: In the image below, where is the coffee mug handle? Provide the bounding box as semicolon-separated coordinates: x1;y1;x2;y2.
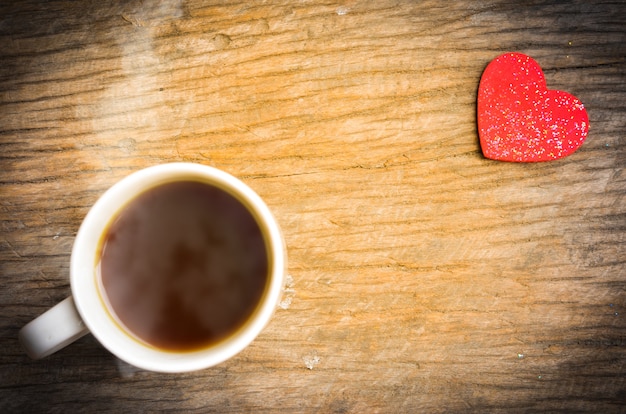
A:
19;296;89;359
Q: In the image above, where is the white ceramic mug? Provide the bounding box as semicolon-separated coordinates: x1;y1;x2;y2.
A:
19;163;286;373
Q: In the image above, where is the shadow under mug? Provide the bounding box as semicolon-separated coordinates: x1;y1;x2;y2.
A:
19;163;286;373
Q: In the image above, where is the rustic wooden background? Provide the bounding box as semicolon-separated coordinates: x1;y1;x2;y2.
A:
1;0;625;412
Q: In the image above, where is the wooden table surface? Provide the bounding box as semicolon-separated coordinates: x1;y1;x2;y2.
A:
1;0;625;412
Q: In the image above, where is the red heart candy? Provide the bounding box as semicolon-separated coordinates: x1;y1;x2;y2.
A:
477;52;589;162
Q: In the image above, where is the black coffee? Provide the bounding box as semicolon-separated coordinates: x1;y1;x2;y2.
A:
98;180;269;352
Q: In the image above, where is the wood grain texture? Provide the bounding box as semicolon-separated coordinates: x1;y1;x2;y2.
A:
1;0;625;412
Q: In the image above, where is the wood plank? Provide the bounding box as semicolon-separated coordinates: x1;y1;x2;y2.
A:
1;0;625;411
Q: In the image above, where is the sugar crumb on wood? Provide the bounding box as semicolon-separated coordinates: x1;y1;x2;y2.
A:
278;274;295;310
303;354;321;370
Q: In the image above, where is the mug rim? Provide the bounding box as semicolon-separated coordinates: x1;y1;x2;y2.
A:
70;163;285;372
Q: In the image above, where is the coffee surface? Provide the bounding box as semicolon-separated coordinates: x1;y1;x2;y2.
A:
98;181;269;352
